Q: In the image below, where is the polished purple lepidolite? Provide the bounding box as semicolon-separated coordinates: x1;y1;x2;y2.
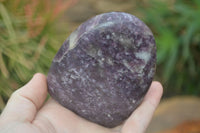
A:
47;12;156;128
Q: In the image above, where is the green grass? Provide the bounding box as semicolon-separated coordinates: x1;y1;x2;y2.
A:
135;0;200;96
0;0;77;112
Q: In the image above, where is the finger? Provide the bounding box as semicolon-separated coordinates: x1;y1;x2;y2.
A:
121;81;163;133
0;73;47;123
33;98;111;133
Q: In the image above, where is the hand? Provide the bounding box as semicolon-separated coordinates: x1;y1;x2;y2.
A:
0;73;163;133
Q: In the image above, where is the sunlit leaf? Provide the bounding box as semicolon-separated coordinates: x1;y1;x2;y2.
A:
0;3;16;43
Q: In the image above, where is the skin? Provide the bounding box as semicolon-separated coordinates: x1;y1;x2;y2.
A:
0;73;163;133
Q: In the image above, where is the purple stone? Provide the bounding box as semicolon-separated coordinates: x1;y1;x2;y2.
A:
47;12;156;128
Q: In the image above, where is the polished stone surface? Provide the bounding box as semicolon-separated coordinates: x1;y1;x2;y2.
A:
47;12;156;128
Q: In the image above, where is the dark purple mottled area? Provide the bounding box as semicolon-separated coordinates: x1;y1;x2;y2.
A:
47;12;156;128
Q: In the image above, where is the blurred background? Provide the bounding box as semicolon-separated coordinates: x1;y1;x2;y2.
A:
0;0;200;132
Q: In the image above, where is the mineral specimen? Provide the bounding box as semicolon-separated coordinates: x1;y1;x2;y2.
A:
47;12;156;128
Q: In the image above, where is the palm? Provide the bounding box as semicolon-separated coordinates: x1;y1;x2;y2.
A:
34;99;115;133
0;73;163;133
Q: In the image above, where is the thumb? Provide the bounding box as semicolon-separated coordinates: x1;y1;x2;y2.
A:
0;73;47;123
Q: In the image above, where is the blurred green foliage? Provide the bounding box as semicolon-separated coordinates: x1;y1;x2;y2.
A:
0;0;76;111
136;0;200;96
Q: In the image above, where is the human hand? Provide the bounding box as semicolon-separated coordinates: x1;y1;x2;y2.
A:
0;73;163;133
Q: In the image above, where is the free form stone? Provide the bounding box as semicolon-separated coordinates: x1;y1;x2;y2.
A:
47;12;156;128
